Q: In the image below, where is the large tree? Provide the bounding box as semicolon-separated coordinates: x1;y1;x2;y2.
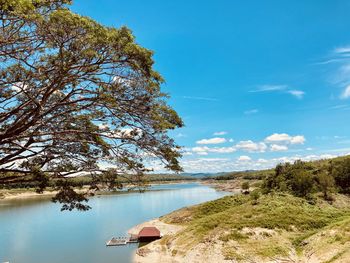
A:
0;0;183;210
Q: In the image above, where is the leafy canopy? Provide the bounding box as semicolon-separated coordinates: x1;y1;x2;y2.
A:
0;0;183;209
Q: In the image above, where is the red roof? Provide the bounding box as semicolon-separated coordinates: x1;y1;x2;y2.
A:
138;227;161;237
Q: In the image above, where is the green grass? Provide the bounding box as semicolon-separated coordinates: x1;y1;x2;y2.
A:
162;193;350;260
219;230;248;242
166;194;349;235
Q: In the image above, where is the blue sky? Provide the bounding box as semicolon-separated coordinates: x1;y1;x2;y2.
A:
72;0;350;172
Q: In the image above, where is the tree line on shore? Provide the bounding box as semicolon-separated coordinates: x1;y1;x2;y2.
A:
262;156;350;201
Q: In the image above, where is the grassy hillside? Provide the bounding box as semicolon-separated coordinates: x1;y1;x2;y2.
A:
151;155;350;262
160;193;350;262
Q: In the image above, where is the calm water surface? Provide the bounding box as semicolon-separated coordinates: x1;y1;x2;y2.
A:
0;183;227;263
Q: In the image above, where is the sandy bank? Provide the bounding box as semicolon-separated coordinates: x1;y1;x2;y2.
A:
201;179;242;193
0;190;58;200
0;181;198;202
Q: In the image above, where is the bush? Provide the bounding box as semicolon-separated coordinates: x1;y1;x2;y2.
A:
316;172;335;200
241;181;250;194
290;170;314;198
250;189;261;205
330;158;350;194
262;160;315;199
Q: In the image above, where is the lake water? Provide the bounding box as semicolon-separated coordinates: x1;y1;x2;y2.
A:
0;183;227;263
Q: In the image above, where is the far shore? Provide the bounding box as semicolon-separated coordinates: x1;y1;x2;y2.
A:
0;180;202;202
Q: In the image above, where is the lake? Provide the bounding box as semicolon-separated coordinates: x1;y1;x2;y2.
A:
0;183;227;263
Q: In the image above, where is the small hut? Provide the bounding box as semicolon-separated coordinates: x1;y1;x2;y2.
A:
137;227;161;242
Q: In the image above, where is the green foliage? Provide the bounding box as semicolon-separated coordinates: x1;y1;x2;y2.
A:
263;156;350;200
263;160;315;198
316;172;335;200
241;181;250;190
250;189;261;205
0;0;183;210
330;158;350;194
290;170;314;198
214;169;274;181
167;194;349;232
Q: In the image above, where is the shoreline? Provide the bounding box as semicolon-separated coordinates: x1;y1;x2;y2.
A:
0;180;200;202
200;179;242;193
129;180;240;263
0;190;58;201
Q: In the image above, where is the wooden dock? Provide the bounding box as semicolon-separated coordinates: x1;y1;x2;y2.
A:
106;237;127;246
106;235;139;246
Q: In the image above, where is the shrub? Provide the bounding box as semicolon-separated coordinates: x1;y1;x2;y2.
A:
290;170;314;198
241;181;250;194
316;172;335;200
250;189;261;205
330;158;350;194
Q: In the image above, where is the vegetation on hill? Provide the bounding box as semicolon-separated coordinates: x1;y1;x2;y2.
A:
263;155;350;200
152;155;350;262
213;169;274;181
160;193;350;262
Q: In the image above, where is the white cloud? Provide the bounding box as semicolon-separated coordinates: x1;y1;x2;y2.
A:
213;131;227;136
265;133;290;143
192;146;209;154
11;82;28;92
329;105;349;110
191;133;305;156
196;137;227;145
209;147;236;153
287;90;305;99
244;109;259;115
174;152;348;173
236;140;267;152
290;135;306;144
113;76;132;86
103;127;143;139
319;47;350;99
319;154;337;159
250;84;304;99
265;133;305;145
238;155;252;162
270;144;288;152
250;85;287;92
341;85;350;99
97;123;109;130
192;146;236;155
334;46;350;54
229;138;234;142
